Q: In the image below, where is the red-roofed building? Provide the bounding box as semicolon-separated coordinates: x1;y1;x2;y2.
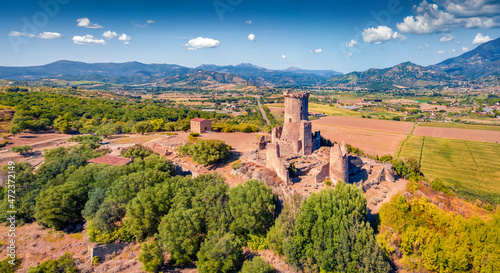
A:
190;118;211;134
88;155;133;166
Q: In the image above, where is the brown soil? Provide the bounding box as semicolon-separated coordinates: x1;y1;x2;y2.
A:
413;126;500;143
311;116;414;134
0;132;75;167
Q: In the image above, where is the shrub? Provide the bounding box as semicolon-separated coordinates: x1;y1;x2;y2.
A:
178;139;231;166
139;241;164;272
430;179;453;196
196;231;243;273
240;257;275;273
0;140;8;147
10;145;33;155
27;253;78;273
121;144;153;159
232;160;241;170
92;256;99;266
0;257;22;273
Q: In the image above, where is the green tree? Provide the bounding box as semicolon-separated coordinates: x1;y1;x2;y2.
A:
82;188;107;220
196;230;243;273
266;194;301;255
10;145;33;155
228;180;275;238
9;125;22;136
133;121;153;134
0;257;22;273
285;183;389;272
240;257;275;273
150;118;165;131
178;139;231;166
53;116;72;133
158;207;203;266
123;177;187;240
139;241;164;273
34;182;88;230
121;144;154;159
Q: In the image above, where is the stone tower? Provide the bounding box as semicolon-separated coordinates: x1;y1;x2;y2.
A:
279;90;313;155
330;141;349;184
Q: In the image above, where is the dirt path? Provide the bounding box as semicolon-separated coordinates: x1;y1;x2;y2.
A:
257;96;271;125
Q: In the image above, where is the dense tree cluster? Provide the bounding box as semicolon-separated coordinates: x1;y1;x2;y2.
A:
378;194;500;272
0;88;225;135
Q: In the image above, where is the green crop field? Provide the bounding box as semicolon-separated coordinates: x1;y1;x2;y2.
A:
417;122;500;132
400;135;500;204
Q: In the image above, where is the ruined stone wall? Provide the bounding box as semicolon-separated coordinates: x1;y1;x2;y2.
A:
329;141;349;184
312;162;329;183
271;126;282;144
300;121;312;155
266;143;290;185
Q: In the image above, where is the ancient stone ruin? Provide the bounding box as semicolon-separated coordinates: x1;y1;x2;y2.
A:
271;90;320;156
254;90;397;201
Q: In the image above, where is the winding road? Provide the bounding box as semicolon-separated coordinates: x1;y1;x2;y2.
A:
257;96;271;125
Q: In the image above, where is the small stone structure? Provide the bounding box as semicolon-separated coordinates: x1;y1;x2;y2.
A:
329;141;349;184
258;135;267;150
190;118;211;134
90;242;128;262
266;143;291;185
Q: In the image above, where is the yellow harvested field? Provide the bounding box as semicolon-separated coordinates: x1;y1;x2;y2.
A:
311;116;413;156
413;126;500;143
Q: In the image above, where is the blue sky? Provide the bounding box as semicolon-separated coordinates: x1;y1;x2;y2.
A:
2;0;500;73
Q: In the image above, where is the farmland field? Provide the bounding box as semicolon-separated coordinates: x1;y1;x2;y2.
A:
399;135;500;204
265;103;362;116
413;126;500;143
417;122;500;131
311;116;413;156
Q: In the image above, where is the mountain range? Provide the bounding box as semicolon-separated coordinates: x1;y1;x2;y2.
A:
328;37;500;89
1;37;499;90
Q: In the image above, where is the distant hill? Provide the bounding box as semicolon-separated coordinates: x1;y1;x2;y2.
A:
195;63;337;86
433;37;500;78
0;61;340;87
328;61;455;89
328;37;500;90
281;67;342;78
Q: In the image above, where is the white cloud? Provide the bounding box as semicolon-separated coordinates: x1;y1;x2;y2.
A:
397;0;500;34
72;35;107;45
451;48;456;52
472;32;492;44
437;50;446;53
439;0;500;17
9;31;61;39
76;18;103;29
184;37;220;50
362;26;406;43
37;32;62;39
248;34;255;41
246;20;252;24
313;48;322;53
346;39;358;47
118;33;132;44
103;31;118;39
418;43;430;50
462;46;469;51
8;31;25;37
281;54;287;59
440;33;456;42
147;20;155;24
